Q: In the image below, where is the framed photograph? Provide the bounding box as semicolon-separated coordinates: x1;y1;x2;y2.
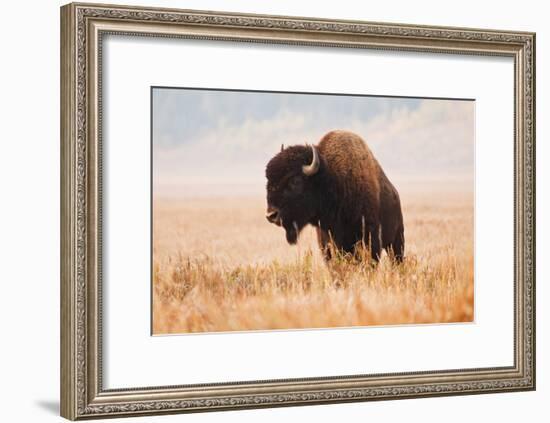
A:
60;2;536;420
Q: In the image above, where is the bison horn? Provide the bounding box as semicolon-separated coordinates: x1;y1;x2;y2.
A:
280;144;284;152
302;144;320;176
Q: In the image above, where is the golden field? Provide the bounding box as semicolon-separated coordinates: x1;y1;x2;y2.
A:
152;181;474;334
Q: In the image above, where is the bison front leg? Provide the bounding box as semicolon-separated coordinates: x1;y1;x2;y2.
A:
316;227;333;261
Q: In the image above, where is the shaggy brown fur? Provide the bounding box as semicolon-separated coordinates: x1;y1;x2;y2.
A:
265;130;404;262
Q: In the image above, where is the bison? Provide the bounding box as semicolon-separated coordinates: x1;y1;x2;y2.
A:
265;130;404;263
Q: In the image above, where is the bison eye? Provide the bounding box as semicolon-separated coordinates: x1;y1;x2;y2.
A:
288;175;303;192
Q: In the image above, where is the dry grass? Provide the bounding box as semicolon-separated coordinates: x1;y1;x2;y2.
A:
152;182;474;334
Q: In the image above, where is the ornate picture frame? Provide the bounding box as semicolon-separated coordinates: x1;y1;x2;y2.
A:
60;2;535;420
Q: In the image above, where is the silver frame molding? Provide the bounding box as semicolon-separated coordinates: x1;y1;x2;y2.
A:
60;2;536;420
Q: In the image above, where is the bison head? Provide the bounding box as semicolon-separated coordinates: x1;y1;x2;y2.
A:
265;144;321;244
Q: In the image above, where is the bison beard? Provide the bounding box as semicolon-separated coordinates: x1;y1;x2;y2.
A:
284;221;299;245
265;130;405;263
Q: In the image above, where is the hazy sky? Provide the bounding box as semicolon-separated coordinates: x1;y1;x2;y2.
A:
152;88;474;197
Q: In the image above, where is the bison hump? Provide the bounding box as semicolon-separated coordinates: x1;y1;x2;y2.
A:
318;130;380;191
